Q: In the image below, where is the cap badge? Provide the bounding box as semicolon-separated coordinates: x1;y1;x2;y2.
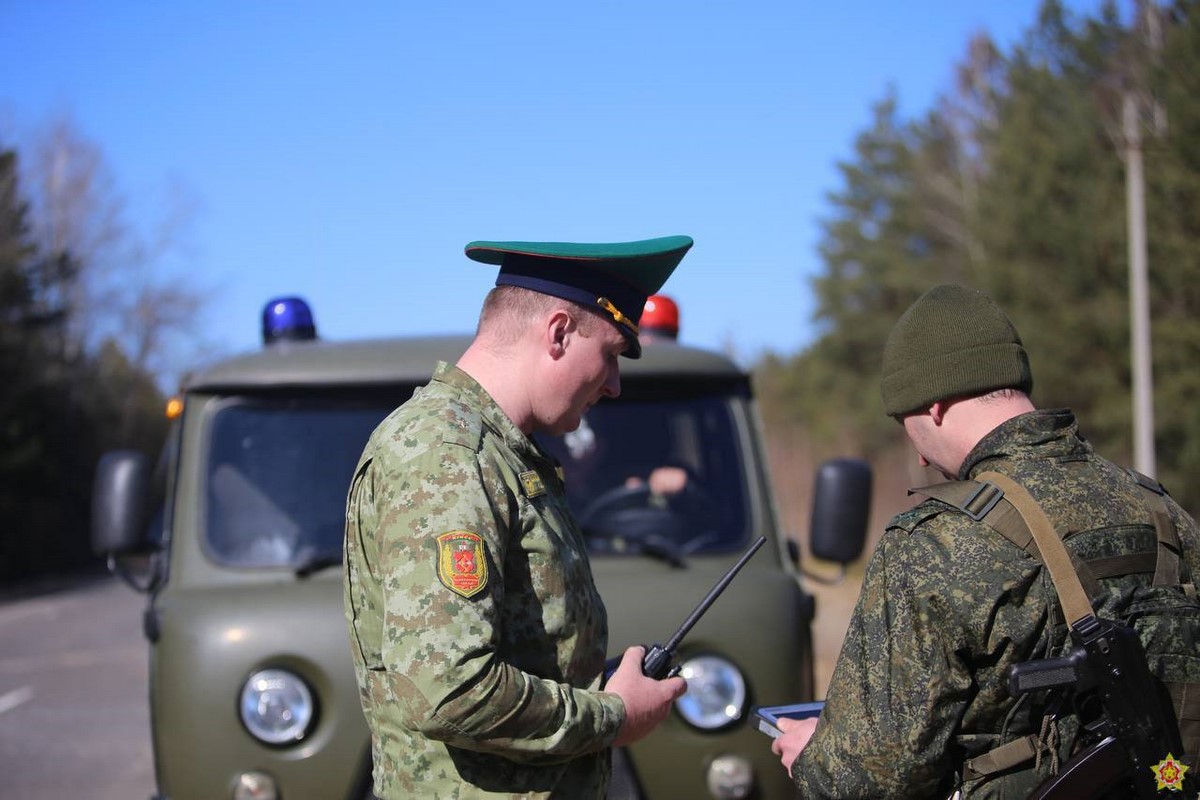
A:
596;296;639;336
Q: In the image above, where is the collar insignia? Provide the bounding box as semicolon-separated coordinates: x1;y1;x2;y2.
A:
520;470;546;498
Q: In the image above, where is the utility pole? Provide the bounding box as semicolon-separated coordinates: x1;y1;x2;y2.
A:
1120;0;1164;478
1123;92;1155;477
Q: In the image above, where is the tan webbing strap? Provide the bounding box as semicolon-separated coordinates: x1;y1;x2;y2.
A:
947;472;1196;781
1167;681;1200;761
1140;484;1182;588
976;472;1097;630
1126;470;1184;588
913;481;1040;560
932;474;1108;782
962;734;1039;780
1154;527;1182;588
913;479;1102;617
1085;552;1157;580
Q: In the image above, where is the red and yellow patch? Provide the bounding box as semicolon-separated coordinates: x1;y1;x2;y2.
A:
1150;752;1189;792
435;531;488;598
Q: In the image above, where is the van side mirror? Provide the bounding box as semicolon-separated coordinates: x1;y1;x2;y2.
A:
799;458;871;584
93;449;164;593
92;450;152;558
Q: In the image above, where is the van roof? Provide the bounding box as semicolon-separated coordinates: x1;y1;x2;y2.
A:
184;335;746;392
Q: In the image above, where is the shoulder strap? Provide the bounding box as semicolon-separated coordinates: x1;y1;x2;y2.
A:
913;478;1101;611
914;480;1039;558
976;472;1097;629
1127;469;1184;588
945;473;1100;781
925;472;1200;775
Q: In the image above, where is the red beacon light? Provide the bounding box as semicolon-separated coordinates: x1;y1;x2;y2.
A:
640;294;679;341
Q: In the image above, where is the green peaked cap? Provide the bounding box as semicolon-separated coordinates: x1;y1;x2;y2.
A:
464;235;693;358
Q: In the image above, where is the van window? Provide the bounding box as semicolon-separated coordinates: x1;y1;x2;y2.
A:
204;399;389;568
202;392;749;568
538;395;749;555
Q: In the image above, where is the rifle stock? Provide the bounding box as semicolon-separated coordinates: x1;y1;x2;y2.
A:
1010;616;1188;799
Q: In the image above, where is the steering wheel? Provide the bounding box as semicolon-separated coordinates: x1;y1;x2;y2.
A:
578;484;655;532
577;477;717;544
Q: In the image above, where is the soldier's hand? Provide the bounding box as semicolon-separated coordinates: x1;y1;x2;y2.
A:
606;646;687;747
771;716;819;771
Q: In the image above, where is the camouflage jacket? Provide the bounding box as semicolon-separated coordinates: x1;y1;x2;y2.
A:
343;362;625;799
792;409;1199;799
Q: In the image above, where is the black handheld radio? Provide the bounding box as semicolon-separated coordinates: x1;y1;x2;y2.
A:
605;535;766;682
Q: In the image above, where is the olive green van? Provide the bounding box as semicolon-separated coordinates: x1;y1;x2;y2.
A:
93;298;869;800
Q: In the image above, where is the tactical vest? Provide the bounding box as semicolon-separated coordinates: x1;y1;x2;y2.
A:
916;469;1200;798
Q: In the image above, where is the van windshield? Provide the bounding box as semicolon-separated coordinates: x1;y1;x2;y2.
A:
202;391;751;568
534;396;750;558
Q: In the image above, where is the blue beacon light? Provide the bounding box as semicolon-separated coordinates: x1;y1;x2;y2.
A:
261;297;317;345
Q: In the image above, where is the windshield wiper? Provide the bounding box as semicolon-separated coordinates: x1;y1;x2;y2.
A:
295;553;342;578
582;529;688;569
637;534;688;568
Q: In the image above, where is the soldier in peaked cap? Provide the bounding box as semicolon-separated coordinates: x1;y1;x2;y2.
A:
344;236;692;799
464;234;693;359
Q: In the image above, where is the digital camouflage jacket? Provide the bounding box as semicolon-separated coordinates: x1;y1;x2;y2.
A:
344;362;625;799
792;409;1200;799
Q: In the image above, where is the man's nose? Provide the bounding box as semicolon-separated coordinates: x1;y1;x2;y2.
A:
602;366;620;399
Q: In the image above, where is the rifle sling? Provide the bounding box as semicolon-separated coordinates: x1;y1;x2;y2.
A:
962;734;1038;780
914;477;1097;625
918;473;1099;784
975;472;1096;629
914;470;1197;780
915;473;1184;619
913;479;1037;557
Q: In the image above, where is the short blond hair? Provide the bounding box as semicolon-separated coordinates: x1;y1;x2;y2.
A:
478;286;605;344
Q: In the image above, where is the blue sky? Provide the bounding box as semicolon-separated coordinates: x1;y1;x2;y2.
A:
1;1;1101;372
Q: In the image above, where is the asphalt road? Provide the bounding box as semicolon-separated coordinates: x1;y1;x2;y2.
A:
0;566;863;800
0;573;154;800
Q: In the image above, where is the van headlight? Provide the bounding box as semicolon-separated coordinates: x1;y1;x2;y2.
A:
675;655;747;730
239;668;315;745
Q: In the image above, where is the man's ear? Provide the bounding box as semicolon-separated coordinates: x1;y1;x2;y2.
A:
929;400;946;426
545;309;573;359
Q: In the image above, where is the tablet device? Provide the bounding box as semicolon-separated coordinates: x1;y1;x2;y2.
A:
751;701;825;738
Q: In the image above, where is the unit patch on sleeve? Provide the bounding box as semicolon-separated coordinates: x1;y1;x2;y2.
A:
435;531;488;598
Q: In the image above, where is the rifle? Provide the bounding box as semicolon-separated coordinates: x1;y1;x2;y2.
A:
940;472;1194;798
1009;615;1188;799
605;535;765;681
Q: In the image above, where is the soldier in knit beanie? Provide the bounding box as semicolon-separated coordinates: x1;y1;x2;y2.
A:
779;282;1200;798
880;284;1033;417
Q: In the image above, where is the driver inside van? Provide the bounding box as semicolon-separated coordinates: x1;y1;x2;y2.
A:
554;415;694;516
624;465;689;506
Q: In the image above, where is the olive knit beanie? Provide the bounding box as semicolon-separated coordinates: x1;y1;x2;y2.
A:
880;284;1033;417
